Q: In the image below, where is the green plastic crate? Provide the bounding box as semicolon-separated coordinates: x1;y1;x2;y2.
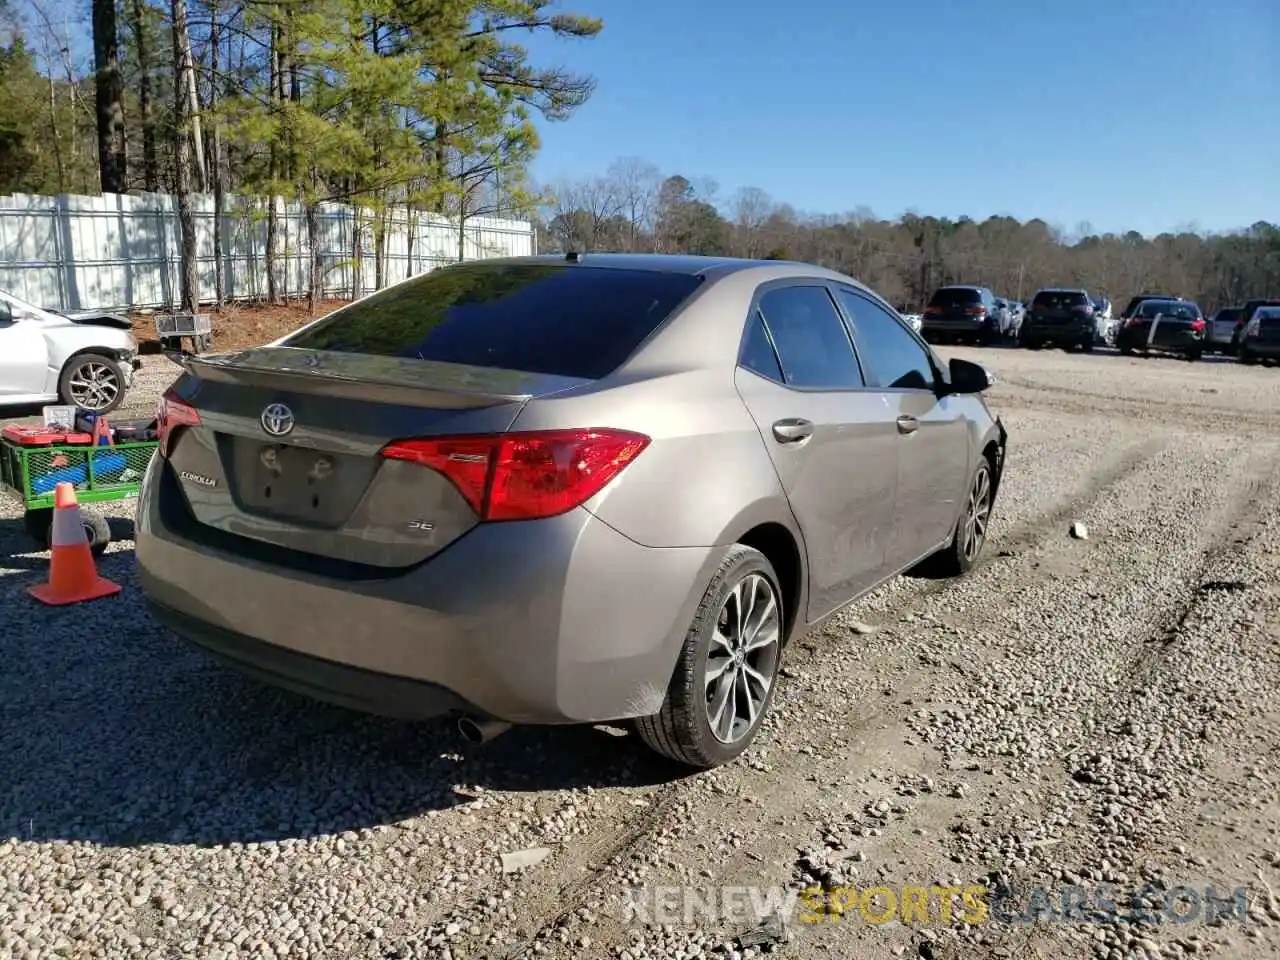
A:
0;438;158;511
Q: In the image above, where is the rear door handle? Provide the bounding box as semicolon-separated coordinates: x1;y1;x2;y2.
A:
897;415;919;435
772;418;814;443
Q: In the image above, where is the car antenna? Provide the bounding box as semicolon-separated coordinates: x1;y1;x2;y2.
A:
564;250;581;263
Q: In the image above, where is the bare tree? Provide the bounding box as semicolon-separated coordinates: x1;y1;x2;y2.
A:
606;157;661;251
728;186;775;257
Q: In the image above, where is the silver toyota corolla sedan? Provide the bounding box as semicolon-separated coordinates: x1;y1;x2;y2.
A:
137;254;1008;768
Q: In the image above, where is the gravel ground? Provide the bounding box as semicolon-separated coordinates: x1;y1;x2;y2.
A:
2;347;1279;960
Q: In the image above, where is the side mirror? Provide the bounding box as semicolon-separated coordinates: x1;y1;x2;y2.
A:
947;357;996;394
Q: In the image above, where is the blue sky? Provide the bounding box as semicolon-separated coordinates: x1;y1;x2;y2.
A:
526;0;1279;236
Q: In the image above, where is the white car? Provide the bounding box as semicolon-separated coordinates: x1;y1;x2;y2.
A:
0;290;141;413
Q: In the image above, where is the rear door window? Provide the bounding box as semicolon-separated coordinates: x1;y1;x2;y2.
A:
281;263;704;380
757;285;865;389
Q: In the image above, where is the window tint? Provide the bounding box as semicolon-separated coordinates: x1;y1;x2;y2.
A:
928;287;982;308
0;300;10;323
739;310;784;382
281;263;704;380
836;290;935;391
757;286;864;389
1033;290;1089;309
1139;300;1200;320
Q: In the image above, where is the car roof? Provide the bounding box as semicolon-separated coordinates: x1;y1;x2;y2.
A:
514;252;806;277
462;252;886;301
1035;287;1088;294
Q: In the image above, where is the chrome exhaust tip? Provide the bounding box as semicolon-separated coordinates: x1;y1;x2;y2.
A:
457;716;513;745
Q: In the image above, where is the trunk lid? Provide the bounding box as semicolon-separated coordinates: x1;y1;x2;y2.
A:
165;346;588;567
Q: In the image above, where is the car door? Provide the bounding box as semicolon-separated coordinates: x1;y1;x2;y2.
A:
733;283;899;620
832;287;972;570
0;298;52;398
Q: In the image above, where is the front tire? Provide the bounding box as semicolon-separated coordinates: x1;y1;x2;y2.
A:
918;457;994;578
635;546;784;769
59;352;125;414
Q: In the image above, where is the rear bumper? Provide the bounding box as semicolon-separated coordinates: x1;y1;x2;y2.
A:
1116;327;1204;352
1023;319;1093;341
1241;338;1280;358
136;462;722;724
922;317;991;336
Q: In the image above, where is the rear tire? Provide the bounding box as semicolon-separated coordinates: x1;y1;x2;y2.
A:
1239;345;1256;365
635;545;784;769
1079;338;1094;353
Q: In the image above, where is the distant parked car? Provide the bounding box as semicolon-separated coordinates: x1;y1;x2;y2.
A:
136;253;1009;770
0;289;141;413
1115;298;1206;360
1229;299;1280;350
1206;306;1243;353
992;298;1013;337
921;285;1000;345
1020;288;1097;351
1237;306;1280;365
1090;296;1114;344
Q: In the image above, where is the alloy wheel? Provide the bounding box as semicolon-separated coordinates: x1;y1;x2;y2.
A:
704;572;781;744
67;360;121;411
962;466;992;563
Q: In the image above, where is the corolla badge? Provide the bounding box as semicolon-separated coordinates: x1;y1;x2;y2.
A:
261;402;295;437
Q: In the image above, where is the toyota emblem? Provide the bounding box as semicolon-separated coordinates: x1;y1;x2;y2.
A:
260;402;295;437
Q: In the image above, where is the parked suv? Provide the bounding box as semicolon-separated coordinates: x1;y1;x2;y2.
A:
921;285;1000;345
136;254;1008;769
1020;288;1096;351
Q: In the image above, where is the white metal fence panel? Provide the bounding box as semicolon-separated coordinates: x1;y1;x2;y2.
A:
0;192;536;312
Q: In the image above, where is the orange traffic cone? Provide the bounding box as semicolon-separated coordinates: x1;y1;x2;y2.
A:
28;482;121;606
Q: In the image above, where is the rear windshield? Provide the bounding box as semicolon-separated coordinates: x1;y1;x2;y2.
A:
282;263;704;380
1138;300;1201;319
1256;307;1280;324
928;287;982;307
1122;295;1172;316
1214;308;1242;323
1033;291;1089;309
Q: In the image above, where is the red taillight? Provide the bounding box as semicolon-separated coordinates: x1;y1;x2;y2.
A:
381;428;650;521
966;306;987;317
1073;304;1095;316
1190;318;1206;332
156;386;201;457
924;305;942;315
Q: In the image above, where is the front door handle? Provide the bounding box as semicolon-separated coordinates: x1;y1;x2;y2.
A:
897;415;919;435
772;418;814;443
